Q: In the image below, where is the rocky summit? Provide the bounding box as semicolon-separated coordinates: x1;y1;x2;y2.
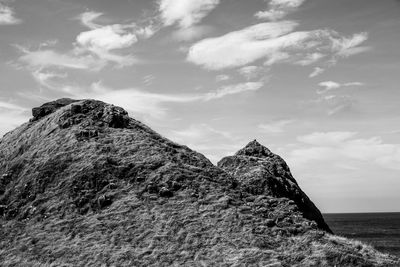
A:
0;99;398;266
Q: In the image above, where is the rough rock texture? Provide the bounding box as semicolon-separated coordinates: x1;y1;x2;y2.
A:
31;98;79;121
0;99;398;266
218;140;332;233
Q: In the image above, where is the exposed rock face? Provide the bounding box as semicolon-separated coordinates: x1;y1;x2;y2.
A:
0;99;398;266
31;98;79;121
218;140;332;233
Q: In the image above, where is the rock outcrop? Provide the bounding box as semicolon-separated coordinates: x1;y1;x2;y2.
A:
218;140;332;233
31;98;79;121
0;99;398;266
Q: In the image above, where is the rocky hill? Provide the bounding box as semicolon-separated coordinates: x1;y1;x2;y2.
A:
0;99;398;266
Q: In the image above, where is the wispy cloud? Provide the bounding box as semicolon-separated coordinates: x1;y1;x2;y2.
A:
202;82;264;101
333;32;370;57
0;3;21;25
317;81;363;94
255;0;307;21
187;21;369;71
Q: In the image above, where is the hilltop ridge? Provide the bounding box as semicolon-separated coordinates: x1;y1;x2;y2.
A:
0;99;398;266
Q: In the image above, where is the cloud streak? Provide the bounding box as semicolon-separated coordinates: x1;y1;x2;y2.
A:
317;81;363;94
255;0;307;21
187;21;369;70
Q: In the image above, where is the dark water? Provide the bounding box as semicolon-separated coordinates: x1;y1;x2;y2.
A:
324;212;400;257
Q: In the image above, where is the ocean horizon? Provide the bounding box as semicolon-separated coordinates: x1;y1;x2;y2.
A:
324;212;400;257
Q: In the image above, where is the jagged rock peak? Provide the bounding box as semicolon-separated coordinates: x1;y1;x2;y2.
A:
235;139;273;158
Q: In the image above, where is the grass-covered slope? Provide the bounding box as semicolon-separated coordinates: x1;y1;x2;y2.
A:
0;99;398;266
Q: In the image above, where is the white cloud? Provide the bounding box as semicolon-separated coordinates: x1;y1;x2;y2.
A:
159;0;220;28
187;21;299;69
291;132;400;170
317;80;363;94
187;21;369;70
258;119;293;134
309;67;324;78
202;82;264;101
75;12;140;67
75;24;138;67
0;3;21;25
76;25;137;51
17;12;143;71
255;0;306;21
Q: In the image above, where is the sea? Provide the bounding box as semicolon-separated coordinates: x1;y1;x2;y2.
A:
324;212;400;257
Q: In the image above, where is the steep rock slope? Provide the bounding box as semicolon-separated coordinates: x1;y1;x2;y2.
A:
218;140;332;233
0;99;398;266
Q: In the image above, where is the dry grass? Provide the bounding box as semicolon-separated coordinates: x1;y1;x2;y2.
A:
0;100;399;266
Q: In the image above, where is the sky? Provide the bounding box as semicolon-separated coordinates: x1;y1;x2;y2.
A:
0;0;399;213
